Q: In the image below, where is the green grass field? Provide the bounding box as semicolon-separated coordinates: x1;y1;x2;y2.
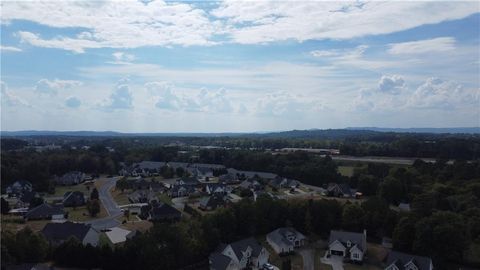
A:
49;183;93;197
338;166;355;177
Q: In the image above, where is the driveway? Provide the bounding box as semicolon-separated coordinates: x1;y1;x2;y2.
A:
85;177;122;230
298;249;314;270
320;252;344;270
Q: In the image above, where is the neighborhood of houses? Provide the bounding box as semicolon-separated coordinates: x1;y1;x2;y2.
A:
2;160;431;270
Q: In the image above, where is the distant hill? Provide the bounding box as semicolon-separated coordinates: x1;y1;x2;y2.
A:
1;127;478;138
346;127;480;134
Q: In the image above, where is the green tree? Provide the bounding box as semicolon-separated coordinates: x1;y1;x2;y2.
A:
392;216;417;252
90;187;99;200
379;177;404;205
87;199;100;217
342;203;365;232
116;177;129;193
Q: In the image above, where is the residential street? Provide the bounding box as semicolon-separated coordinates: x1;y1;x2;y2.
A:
85;177;122;230
298;249;314;270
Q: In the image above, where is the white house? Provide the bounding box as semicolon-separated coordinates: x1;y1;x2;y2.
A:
384;251;433;270
328;230;367;262
209;237;269;270
266;227;307;254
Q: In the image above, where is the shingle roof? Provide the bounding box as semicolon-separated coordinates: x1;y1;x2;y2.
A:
229;237;264;260
386;251;433;270
25;203;64;220
267;227;306;247
149;203;181;220
41;221;92;242
329;230;366;252
209;252;232;270
227;168;277;179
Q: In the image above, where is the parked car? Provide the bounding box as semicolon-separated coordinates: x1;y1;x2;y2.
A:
263;263;274;270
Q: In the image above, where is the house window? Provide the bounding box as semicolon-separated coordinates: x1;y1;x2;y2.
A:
352;253;359;259
346;241;351;247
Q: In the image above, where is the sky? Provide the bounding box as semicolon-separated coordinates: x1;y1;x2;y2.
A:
1;0;479;133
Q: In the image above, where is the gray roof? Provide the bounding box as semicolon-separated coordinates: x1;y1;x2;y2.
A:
229;237;264;260
25;203;64;220
386;251;433;270
42;221;92;242
209;252;232;270
267;227;306;247
167;162;189;169
329;230;366;252
191;163;225;169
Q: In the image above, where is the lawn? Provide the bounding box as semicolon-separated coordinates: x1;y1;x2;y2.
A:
157;193;172;205
120;220;154;233
48;182;93;198
338;166;355;177
111;189;131;205
2;215;50;232
66;204;108;222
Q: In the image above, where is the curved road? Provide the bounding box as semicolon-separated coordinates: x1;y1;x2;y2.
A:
85;177;122;230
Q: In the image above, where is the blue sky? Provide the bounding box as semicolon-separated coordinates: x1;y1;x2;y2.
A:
1;1;479;132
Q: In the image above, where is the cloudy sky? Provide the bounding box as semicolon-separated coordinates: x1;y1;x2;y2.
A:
1;0;479;132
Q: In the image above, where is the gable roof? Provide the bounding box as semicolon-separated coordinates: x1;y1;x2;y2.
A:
386;251;433;270
149;202;181;220
41;221;93;242
25;203;64;220
209;252;232;270
105;227;134;244
63;191;85;206
229;237;264;260
268;227;306;247
329;230;366;252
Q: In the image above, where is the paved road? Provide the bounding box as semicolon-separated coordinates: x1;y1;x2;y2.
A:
320;253;344;270
298;249;314;270
85;177;122;230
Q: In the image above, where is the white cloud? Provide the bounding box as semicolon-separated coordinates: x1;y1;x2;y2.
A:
352;75;479;112
0;45;22;52
1;81;30;107
34;78;82;95
255;91;326;117
378;75;406;95
2;1;477;51
4;1;218;52
112;52;136;64
388;37;456;55
65;96;81;108
408;77;478;109
145;82;235;113
98;81;134;111
212;1;477;44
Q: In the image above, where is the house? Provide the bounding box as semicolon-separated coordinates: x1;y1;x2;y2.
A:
145;202;182;222
219;173;241;185
168;184;195;198
327;183;355;198
167;161;190;170
132;161;166;177
6;180;33;197
41;221;99;246
205;183;228;195
384;251;433;270
328;230;367;262
131;179;151;190
209;237;270;270
269;178;300;189
24;203;65;221
18;191;40;207
55;171;85;186
239;179;263;191
105;227;137;245
266;227;307;254
128;190;157;203
199;193;226;211
63;191;85;207
175;176;200;187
